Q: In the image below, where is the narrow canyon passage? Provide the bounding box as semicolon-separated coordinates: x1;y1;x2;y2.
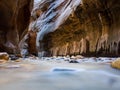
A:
0;0;120;90
0;0;33;54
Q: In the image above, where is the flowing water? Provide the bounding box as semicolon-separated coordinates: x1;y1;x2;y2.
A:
2;1;119;90
0;58;120;90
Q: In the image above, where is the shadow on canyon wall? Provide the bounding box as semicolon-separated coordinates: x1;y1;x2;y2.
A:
0;0;33;54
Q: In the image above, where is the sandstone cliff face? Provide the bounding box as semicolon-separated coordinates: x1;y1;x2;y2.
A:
0;0;33;54
29;0;120;57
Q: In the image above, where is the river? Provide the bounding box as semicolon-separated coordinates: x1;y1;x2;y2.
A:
0;57;120;90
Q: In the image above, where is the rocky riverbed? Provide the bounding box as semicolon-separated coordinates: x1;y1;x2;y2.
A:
0;56;120;90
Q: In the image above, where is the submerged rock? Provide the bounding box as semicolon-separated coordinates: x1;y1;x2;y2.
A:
0;60;6;64
111;58;120;69
52;68;77;72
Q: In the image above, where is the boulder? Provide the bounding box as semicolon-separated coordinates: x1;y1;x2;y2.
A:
111;59;120;69
0;52;9;61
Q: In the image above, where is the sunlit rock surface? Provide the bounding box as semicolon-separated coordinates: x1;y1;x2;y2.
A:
111;58;120;69
0;52;9;60
29;0;120;57
0;0;33;54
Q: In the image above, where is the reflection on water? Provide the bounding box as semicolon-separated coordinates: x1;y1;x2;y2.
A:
0;60;120;90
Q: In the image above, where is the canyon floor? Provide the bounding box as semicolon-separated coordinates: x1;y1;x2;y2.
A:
0;57;120;90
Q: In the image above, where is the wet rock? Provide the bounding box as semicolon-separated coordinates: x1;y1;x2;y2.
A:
53;56;57;58
64;59;70;61
111;58;120;69
28;55;37;60
21;49;29;58
0;60;7;64
70;55;84;60
0;52;9;61
70;56;76;59
69;60;79;63
66;55;70;58
75;55;84;59
9;55;19;60
92;57;97;62
14;59;21;62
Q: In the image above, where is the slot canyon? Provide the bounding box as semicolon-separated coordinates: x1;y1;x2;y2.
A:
1;1;120;90
0;0;120;57
0;0;33;54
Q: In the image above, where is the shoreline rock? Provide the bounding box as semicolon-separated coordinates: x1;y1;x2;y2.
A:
0;52;9;61
111;58;120;69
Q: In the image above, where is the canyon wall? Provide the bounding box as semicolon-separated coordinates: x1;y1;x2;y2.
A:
29;0;120;57
2;0;120;57
0;0;33;54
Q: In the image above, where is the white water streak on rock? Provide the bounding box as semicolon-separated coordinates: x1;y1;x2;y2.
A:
31;0;81;47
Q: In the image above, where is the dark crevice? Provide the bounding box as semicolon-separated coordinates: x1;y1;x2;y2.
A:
118;41;120;54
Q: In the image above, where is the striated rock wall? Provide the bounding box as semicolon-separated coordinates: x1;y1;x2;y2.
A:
29;0;120;57
0;0;33;54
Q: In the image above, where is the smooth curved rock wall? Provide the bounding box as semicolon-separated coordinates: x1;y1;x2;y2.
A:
29;0;120;57
0;0;33;54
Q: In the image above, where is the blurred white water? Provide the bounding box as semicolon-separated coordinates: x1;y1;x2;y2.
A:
0;58;120;90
